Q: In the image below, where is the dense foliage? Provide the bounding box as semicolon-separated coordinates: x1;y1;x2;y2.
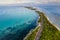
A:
40;13;60;40
25;7;60;40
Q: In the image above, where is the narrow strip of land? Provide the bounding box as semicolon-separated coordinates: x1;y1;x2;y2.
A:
24;7;60;40
35;23;42;40
35;13;44;40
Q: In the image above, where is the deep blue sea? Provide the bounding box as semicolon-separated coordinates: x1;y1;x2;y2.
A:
0;6;39;40
36;5;60;29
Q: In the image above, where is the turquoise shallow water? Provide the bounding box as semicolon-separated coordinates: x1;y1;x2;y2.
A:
0;6;39;40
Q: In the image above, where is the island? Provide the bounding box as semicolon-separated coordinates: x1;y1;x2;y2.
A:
24;7;60;40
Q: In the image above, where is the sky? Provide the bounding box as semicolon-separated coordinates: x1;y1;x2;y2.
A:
0;0;60;4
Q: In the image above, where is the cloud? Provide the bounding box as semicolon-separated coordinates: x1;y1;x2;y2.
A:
0;0;60;4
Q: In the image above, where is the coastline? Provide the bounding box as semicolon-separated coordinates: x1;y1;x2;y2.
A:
25;6;60;31
24;6;60;40
25;7;60;40
23;26;40;40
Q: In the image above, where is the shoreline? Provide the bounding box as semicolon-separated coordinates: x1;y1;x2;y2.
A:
23;26;40;40
25;6;60;31
23;6;60;40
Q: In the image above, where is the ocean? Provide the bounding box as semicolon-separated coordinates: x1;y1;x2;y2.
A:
36;5;60;29
0;6;39;40
0;4;60;40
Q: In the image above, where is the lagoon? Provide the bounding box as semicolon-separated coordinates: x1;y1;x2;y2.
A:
0;6;39;40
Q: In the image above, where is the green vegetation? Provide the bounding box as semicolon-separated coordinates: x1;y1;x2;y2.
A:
25;7;36;10
25;7;60;40
24;26;40;40
40;13;60;40
36;11;44;22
